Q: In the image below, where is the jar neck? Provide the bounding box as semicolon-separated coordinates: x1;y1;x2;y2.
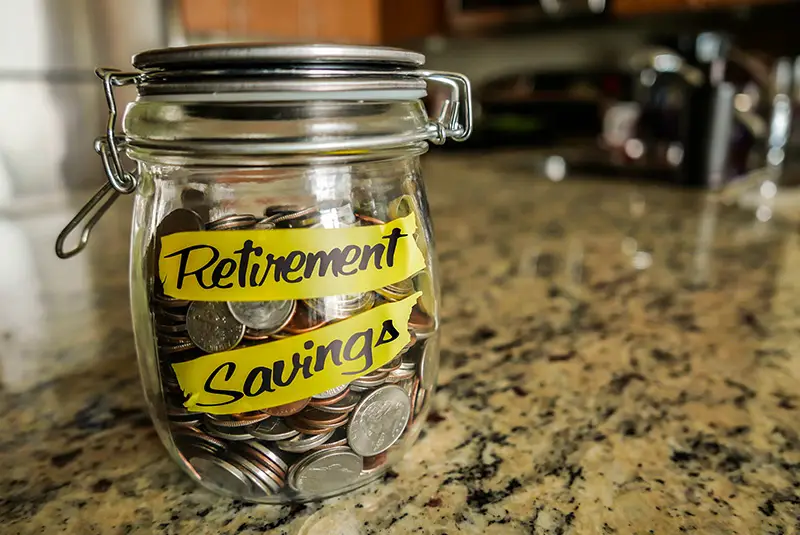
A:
124;98;432;166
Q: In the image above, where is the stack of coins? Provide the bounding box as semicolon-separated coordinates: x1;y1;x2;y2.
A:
151;202;436;499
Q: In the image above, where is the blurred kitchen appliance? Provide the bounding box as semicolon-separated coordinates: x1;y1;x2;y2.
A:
448;0;606;33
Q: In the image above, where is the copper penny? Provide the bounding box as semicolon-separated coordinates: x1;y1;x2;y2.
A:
355;213;386;226
298;408;349;427
282;304;328;334
285;418;338;435
265;398;310;417
362;452;388;472
308;387;351;407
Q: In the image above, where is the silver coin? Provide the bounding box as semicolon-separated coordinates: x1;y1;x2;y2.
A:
387;367;415;382
206;422;256;441
226;452;281;495
305;292;374;320
314;391;361;415
277;430;335;454
288;447;363;494
312;383;349;400
242;440;289;473
250;418;300;441
227;300;296;332
187;301;246;353
189;454;253;496
419;337;439;390
347;385;411;457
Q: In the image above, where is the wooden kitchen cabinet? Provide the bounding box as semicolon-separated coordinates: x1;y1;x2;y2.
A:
178;0;442;45
614;0;787;15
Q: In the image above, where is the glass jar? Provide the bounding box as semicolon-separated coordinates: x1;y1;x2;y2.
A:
56;44;472;503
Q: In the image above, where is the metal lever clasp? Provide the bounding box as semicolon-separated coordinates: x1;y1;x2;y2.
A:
420;71;473;145
55;69;138;259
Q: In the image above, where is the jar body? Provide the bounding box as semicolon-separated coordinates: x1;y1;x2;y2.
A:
129;154;440;502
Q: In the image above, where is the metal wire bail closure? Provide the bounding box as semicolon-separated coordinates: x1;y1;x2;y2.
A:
55;69;139;259
420;71;473;145
55;63;473;259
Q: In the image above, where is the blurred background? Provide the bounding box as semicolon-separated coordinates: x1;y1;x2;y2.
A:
1;0;800;204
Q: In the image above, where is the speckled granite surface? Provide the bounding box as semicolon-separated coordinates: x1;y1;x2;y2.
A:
1;154;799;534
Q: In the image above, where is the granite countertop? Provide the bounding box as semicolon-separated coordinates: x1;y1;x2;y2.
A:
1;154;798;534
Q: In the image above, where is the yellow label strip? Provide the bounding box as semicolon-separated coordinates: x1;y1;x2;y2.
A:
158;213;425;301
173;292;421;414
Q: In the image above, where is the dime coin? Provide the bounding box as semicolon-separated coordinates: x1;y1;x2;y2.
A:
264;398;310;417
227;300;296;332
347;385;411;456
186;302;246;353
190;454;253;496
251;417;300;441
288;447;363;494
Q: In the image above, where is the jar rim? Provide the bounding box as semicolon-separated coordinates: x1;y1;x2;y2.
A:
132;43;426;72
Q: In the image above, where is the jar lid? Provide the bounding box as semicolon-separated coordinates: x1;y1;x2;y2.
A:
133;43;426;71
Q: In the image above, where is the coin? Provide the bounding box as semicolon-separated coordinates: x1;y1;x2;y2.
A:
227;452;280;495
307;429;349;452
282;304;329;334
305;292;375;320
190;454;253;496
362;452;388;474
204;413;271;428
206;422;256;441
265;397;310;417
227;300;296;332
241;440;289;479
311;383;349;400
277;431;334;453
288;447;363;494
251;417;300;441
241;440;289;473
347;385;411;456
313;391;360;415
419;337;439;390
408;306;435;340
207;214;257;230
376;278;415;302
186;302;246;353
355;213;385;226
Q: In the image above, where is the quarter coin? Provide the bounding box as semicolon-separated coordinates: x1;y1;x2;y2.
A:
227;300;296;332
288;447;363;494
347;385;411;456
186;302;245;353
